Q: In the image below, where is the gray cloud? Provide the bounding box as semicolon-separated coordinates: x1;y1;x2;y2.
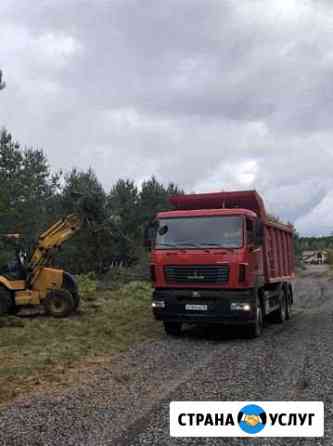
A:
0;0;333;235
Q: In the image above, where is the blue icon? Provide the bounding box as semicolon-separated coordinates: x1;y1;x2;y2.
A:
238;404;267;434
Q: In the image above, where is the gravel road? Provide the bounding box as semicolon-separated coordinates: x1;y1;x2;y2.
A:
1;266;332;445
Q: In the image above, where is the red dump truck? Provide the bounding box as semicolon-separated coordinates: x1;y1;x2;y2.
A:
144;190;295;337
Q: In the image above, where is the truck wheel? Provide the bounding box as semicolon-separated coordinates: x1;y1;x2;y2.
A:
274;291;287;323
164;321;182;336
43;289;74;318
247;303;263;338
286;288;292;320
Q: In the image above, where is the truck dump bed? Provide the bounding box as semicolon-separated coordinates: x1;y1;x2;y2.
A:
169;190;295;284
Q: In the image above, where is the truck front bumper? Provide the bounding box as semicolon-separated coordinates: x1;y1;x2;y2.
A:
152;288;257;325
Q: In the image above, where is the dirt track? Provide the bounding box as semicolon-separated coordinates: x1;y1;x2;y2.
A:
0;265;332;445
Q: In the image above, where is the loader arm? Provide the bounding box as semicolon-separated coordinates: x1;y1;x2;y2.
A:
27;214;81;286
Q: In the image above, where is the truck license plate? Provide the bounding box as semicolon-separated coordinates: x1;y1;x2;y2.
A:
185;304;208;311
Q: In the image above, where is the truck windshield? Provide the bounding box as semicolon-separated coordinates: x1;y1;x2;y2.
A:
155;216;243;249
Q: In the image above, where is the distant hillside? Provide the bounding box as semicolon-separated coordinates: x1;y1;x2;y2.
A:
298;236;333;251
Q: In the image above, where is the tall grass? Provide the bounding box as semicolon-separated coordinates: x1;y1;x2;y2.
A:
0;280;160;404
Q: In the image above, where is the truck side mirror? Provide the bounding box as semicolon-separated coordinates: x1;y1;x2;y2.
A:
143;225;152;249
255;219;264;246
143;221;157;250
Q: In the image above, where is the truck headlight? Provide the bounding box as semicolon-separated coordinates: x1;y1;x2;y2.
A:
152;300;165;308
230;302;251;311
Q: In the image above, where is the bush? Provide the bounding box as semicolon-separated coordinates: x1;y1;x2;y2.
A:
76;272;97;295
98;254;150;290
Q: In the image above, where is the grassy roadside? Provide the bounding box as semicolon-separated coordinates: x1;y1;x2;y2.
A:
0;281;162;405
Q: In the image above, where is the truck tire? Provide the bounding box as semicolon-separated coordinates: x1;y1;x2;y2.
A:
164;321;182;336
286;287;292;320
43;288;74;318
274;290;287;323
247;301;263;338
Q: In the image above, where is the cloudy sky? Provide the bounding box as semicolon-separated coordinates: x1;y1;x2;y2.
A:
0;0;332;236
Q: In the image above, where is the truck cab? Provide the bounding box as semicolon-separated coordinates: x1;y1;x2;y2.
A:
145;191;294;338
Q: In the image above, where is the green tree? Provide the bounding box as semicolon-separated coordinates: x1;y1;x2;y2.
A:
0;129;186;274
0;129;58;243
139;176;183;224
0;129;59;265
106;177;183;262
57;168;110;273
108;179;140;260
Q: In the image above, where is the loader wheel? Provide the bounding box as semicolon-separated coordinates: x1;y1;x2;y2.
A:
71;290;80;311
43;289;74;318
62;273;80;311
0;287;12;316
63;286;80;311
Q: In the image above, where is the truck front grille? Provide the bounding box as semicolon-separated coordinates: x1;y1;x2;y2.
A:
164;265;229;284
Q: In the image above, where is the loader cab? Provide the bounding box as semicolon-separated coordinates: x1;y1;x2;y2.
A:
0;246;27;281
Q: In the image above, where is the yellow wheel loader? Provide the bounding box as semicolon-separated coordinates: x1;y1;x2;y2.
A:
0;214;81;318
